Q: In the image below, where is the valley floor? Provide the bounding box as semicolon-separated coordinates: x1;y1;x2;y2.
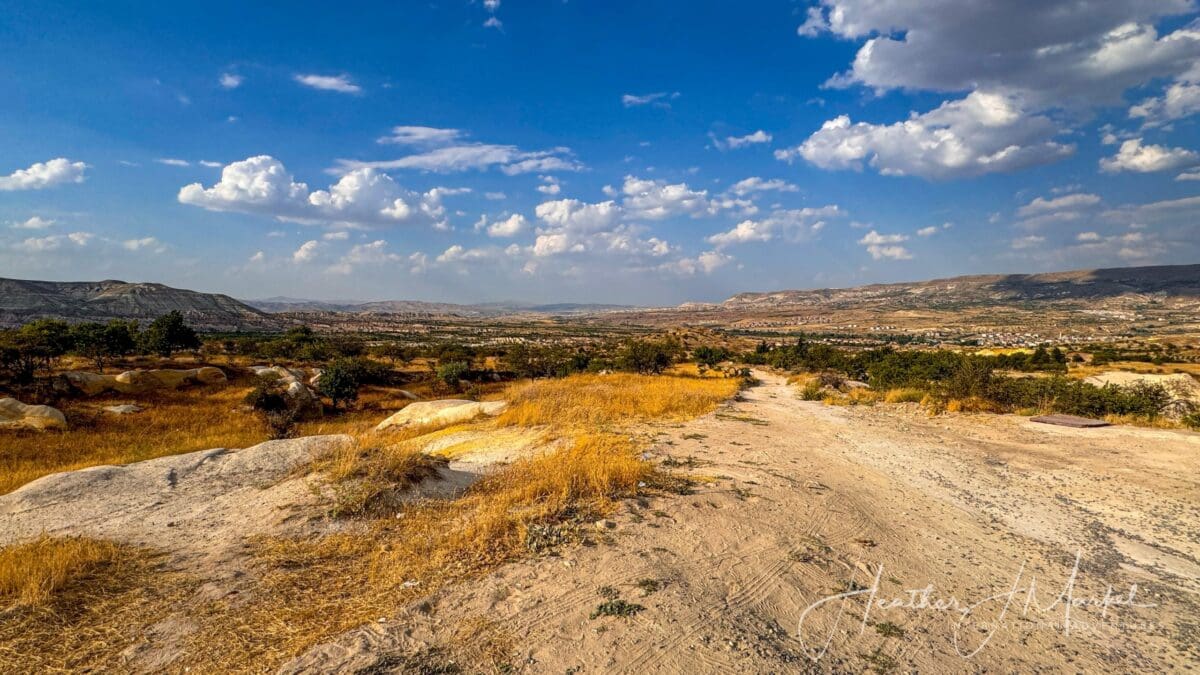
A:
288;371;1200;673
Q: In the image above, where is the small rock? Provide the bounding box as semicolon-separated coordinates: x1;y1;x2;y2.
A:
594;519;616;531
103;404;143;415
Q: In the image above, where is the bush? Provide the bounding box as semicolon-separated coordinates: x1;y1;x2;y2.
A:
436;361;470;391
1184;410;1200;430
244;380;298;439
798;380;824;401
616;338;682;375
318;359;362;410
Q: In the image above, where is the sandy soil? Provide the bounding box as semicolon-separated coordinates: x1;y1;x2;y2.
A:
286;371;1200;673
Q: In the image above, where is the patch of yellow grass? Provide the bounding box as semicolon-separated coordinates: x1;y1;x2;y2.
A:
0;536;129;608
883;388;926;404
822;388;881;407
183;433;649;670
0;383;266;495
943;397;1001;413
0;536;193;672
496;373;739;430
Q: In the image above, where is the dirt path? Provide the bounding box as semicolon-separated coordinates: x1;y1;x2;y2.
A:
287;371;1200;673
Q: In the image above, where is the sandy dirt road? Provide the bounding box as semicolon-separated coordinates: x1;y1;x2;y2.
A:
288;371;1200;673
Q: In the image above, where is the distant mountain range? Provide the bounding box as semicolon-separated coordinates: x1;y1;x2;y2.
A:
244;296;635;316
716;264;1200;310
3;264;1198;332
0;278;279;330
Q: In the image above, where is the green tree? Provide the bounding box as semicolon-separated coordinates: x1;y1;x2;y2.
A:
317;358;361;409
436;360;470;391
374;342;414;366
71;320;137;371
0;319;74;381
138;311;200;357
617;338;682;375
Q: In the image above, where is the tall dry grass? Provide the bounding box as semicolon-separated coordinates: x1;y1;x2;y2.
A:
0;384;266;495
0;536;129;608
496;372;740;429
183;433;649;669
0;535;192;671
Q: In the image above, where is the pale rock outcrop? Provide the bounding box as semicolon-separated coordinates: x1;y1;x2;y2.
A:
60;367;227;396
103;404;143;415
0;435;352;548
0;398;68;431
251;365;322;417
375;399;506;432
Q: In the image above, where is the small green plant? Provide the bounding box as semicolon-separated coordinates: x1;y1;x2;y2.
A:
635;578;661;596
861;647;898;673
590;586;644;619
317;358;362;410
874;621;905;638
244;379;298;439
590;598;644;619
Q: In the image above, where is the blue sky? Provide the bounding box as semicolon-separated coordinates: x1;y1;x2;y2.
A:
2;1;1199;304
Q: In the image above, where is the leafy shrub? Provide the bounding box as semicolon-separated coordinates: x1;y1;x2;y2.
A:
318;359;363;410
138;310;200;357
244;379;299;438
436;361;470;391
616;338;683;374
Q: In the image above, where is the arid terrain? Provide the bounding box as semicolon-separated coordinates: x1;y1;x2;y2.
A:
2;369;1196;672
278;370;1199;673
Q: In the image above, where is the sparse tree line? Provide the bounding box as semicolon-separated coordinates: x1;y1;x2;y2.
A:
748;337;1199;428
0;311;200;382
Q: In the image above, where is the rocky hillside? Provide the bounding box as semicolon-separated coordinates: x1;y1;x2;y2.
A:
0;278;281;330
720;264;1200;310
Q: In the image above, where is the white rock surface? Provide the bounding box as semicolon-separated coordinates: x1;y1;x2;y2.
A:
251;365;322;416
0;434;352;549
62;367;227;395
375;399;506;432
103;404;144;415
0;397;68;431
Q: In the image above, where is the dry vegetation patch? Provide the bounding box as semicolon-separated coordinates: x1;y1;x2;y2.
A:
496;372;740;429
0;536;192;671
184;433;649;669
0;383;265;495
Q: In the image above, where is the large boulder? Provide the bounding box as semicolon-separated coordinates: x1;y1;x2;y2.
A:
0;434;352;548
61;371;118;396
375;399;506;432
0;398;67;432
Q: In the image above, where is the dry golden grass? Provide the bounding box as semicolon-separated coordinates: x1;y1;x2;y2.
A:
883;388;926;404
0;536;192;672
0;536;128;608
0;383;266;495
496;372;739;430
822;388;882;407
182;433;649;670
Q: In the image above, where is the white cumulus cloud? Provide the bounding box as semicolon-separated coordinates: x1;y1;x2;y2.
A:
782;91;1074;179
0;158;88;191
1099;138;1200;173
179;155;465;229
